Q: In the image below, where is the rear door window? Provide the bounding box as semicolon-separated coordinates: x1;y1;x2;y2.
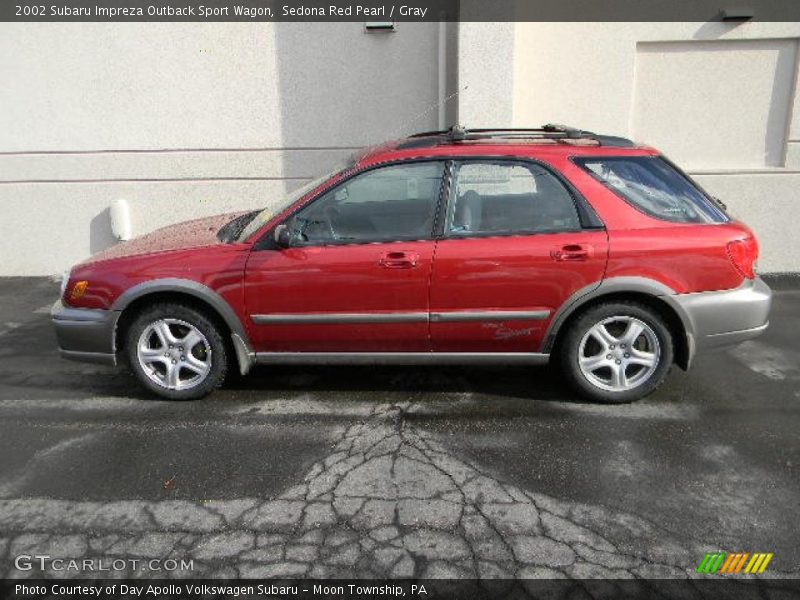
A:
573;156;728;224
447;161;581;236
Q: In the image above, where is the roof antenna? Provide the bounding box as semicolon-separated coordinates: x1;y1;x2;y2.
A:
384;85;469;141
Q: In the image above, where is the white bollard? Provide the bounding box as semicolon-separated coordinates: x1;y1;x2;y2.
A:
109;198;132;241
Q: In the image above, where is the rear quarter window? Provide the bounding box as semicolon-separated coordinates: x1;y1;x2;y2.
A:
573;156;728;224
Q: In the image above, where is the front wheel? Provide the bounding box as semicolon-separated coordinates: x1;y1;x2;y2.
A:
126;303;228;400
559;302;673;403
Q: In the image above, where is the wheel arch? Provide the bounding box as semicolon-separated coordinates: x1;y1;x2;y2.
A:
544;277;694;370
113;279;254;374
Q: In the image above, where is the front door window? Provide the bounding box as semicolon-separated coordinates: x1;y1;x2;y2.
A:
287;161;444;246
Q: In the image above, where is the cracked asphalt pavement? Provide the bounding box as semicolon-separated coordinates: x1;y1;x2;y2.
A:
0;277;798;579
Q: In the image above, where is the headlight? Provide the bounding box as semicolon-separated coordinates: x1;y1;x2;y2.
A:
60;269;71;299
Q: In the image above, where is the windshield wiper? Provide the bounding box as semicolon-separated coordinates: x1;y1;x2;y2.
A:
217;211;259;243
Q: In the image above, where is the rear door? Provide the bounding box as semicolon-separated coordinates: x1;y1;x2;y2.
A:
429;159;608;352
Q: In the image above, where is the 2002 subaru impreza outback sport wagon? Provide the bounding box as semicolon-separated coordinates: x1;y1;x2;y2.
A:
52;124;772;402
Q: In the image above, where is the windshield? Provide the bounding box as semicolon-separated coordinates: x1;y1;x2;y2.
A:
236;162;351;242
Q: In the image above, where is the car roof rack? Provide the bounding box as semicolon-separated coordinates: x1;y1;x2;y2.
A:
397;124;635;149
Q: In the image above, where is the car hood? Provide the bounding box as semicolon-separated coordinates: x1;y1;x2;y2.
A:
84;211;248;264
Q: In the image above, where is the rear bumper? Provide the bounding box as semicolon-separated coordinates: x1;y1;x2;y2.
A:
670;277;772;357
51;300;120;365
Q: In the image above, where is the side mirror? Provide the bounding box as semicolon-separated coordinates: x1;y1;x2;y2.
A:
273;224;293;248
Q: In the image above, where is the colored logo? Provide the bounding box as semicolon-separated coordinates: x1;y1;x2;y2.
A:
697;552;773;575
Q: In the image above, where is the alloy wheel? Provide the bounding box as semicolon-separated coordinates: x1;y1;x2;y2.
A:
136;318;212;391
577;315;660;392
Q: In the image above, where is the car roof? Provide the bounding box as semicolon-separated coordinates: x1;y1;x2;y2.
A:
355;125;659;167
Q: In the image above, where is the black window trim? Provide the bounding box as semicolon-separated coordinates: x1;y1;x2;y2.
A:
433;160;455;239
255;155;605;250
439;156;603;241
569;154;730;225
255;158;449;250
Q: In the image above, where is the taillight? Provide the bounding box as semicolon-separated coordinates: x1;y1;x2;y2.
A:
726;237;758;279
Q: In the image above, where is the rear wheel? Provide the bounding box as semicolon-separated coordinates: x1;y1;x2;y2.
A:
559;301;673;403
126;303;228;400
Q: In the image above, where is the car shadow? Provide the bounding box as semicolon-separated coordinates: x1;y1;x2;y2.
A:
227;363;588;405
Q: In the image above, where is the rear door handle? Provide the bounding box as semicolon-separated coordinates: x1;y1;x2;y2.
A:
379;251;419;269
551;244;592;261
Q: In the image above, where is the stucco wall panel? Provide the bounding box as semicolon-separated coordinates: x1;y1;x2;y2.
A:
0;180;287;276
0;22;447;274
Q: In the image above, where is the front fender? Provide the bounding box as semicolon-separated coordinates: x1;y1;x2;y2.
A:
112;278;255;374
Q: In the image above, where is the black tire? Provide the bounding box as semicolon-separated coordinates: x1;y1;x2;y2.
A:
125;303;228;400
559;301;673;404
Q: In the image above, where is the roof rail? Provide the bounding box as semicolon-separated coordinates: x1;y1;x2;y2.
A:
397;124;635;149
542;123;591;138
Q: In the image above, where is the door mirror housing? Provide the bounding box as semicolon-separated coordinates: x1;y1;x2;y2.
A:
273;224;293;248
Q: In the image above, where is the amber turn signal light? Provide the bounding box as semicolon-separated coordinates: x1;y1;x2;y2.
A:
70;280;89;300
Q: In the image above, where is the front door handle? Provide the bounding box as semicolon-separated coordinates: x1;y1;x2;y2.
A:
379;251;419;269
551;244;592;261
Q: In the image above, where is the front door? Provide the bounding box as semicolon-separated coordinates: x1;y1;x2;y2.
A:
429;159;608;352
244;161;445;352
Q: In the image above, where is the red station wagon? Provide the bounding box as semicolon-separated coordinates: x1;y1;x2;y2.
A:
52;125;772;402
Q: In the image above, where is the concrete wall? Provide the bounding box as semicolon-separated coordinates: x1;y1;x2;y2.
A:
510;22;800;273
457;22;514;127
4;21;799;274
0;22;447;275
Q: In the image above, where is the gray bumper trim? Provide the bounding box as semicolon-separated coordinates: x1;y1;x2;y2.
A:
51;300;120;366
704;322;770;348
668;277;772;353
59;349;118;366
